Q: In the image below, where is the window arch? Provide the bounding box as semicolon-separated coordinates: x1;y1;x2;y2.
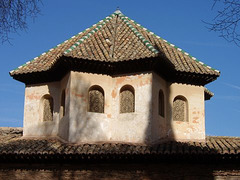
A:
88;85;104;113
120;85;135;113
41;95;54;122
159;90;164;117
60;89;65;118
173;96;188;122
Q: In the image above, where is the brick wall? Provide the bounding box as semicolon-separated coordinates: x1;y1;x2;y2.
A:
0;163;239;179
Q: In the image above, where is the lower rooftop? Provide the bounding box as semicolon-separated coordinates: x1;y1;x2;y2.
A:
0;128;239;163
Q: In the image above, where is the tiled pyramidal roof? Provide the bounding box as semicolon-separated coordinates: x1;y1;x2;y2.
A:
10;10;220;76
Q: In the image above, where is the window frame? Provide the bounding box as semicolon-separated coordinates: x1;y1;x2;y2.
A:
172;95;188;122
120;85;135;113
88;85;105;113
40;94;54;122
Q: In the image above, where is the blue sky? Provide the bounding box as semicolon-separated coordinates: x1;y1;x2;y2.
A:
0;1;239;137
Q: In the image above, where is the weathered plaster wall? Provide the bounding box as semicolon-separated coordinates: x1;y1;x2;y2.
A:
111;72;153;143
23;82;60;137
23;73;71;138
57;73;71;141
152;72;168;142
68;71;153;144
167;83;205;141
152;73;205;142
23;71;205;143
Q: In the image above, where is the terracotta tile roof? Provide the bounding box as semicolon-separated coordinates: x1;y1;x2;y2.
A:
10;10;220;78
204;87;214;100
0;128;239;163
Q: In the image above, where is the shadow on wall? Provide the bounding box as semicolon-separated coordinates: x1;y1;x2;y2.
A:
167;84;175;140
37;83;60;137
34;73;107;142
113;72;155;144
143;73;176;144
57;74;70;141
67;73;108;143
25;82;61;137
143;92;153;144
55;71;176;144
58;71;157;144
37;70;180;143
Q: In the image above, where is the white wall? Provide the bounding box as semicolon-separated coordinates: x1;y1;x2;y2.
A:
23;82;60;137
22;71;206;143
23;73;71;139
152;72;168;142
68;71;153;144
167;83;205;141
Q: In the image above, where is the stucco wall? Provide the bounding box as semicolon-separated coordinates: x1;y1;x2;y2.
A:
23;71;205;143
57;73;71;141
23;82;59;137
23;73;71;138
68;71;153;144
152;73;205;142
152;72;168;142
167;82;205;141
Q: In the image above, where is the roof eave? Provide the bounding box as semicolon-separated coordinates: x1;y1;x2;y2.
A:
10;55;220;86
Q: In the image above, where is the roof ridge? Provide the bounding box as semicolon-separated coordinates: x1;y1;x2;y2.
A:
10;12;118;74
114;11;159;54
64;13;117;55
154;36;220;73
110;13;119;60
10;31;81;74
10;27;91;74
118;15;220;74
9;10;220;78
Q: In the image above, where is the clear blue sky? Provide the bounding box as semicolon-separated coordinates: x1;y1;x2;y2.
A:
0;1;239;137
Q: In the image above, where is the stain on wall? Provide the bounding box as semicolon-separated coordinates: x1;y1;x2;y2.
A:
22;71;206;143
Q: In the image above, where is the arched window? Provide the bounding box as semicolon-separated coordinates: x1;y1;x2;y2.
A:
159;90;164;117
173;96;188;122
120;85;135;113
41;95;54;122
60;90;65;118
88;85;104;113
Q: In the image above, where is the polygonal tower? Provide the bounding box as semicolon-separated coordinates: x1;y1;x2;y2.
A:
10;10;220;144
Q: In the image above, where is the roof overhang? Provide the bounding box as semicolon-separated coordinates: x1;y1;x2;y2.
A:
10;56;220;86
204;88;214;100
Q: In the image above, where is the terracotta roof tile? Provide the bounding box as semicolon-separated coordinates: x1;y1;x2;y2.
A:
10;10;220;78
0;128;239;160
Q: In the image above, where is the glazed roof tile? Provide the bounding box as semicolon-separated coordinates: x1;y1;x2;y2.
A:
10;10;220;77
0;128;239;163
